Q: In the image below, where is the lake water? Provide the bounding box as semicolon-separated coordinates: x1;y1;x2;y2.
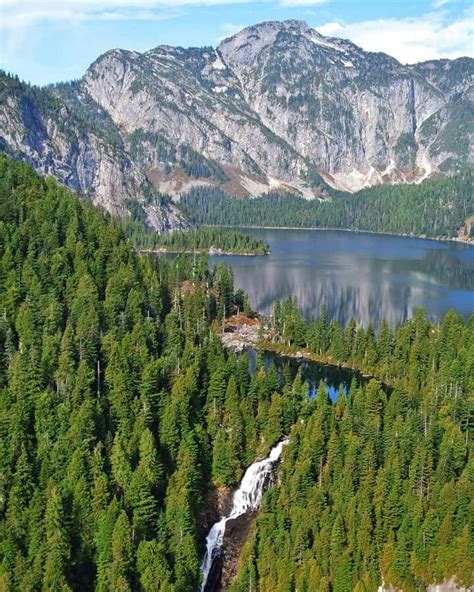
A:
209;229;474;326
250;349;381;402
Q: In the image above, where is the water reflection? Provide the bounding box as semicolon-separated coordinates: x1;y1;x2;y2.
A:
210;229;474;326
250;350;349;402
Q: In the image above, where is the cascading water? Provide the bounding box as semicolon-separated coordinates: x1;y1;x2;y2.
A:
200;439;288;591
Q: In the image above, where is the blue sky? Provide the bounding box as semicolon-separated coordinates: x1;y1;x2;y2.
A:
1;0;472;85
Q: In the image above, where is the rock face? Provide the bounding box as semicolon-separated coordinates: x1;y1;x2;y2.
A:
0;76;187;231
378;579;471;592
199;486;234;536
206;511;256;592
218;20;473;191
1;19;473;226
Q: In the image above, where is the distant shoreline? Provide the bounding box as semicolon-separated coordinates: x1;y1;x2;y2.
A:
202;224;474;246
140;246;269;256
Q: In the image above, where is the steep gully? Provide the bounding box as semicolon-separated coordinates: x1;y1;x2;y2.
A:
200;439;288;591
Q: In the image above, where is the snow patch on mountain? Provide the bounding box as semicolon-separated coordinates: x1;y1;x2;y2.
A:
212;54;227;70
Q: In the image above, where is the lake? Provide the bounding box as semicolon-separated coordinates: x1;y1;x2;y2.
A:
249;349;390;402
209;229;474;326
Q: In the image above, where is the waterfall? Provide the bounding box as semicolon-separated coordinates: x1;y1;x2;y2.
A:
200;439;288;591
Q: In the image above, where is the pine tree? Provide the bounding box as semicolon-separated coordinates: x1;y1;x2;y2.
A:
42;485;72;592
136;540;173;591
108;511;133;591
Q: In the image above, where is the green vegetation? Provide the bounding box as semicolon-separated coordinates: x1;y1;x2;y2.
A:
0;71;61;117
395;132;418;167
432;99;474;173
0;71;120;150
128;129;228;182
0;155;471;591
0;156;278;590
180;171;473;239
152;227;269;255
231;298;473;591
48;80;123;148
118;217;270;254
178;145;229;182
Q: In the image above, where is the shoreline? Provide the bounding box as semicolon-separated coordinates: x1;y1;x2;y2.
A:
140;246;269;256
220;322;395;391
202;224;474;246
258;342;394;392
219;319;394;390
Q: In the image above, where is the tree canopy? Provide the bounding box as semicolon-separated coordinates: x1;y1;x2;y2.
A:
0;156;471;591
179;172;473;239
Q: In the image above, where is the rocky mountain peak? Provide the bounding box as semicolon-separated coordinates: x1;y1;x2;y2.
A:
218;19;320;62
0;20;472;230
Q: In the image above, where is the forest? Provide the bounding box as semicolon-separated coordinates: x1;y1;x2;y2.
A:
179;171;473;240
229;298;473;591
0;155;472;591
143;227;269;255
119;216;270;255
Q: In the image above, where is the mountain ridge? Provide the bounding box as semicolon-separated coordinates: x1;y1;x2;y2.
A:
0;19;472;229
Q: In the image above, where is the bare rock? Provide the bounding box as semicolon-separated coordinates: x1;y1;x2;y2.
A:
1;19;472;229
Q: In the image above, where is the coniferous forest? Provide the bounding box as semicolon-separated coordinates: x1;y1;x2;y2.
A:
0;156;472;591
231;298;474;592
141;227;269;255
179;173;473;240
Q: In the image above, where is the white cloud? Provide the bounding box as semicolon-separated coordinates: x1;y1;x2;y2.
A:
0;0;258;75
0;0;253;30
317;9;474;63
0;3;187;68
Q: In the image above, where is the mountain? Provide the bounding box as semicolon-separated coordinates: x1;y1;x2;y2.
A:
0;74;187;231
179;172;474;241
218;20;473;190
1;19;473;228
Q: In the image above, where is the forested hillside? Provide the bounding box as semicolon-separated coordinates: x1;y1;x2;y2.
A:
152;227;269;255
180;172;473;240
0;156;472;591
0;157;281;590
231;300;474;591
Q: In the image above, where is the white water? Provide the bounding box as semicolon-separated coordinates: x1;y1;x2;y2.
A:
200;439;288;591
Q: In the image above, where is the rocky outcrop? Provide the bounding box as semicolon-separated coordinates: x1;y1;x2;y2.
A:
205;511;256;592
378;579;472;592
219;20;473;190
199;486;234;536
220;323;262;353
0;75;187;231
1;19;472;226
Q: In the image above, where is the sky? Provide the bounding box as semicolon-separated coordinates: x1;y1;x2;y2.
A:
0;0;473;86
